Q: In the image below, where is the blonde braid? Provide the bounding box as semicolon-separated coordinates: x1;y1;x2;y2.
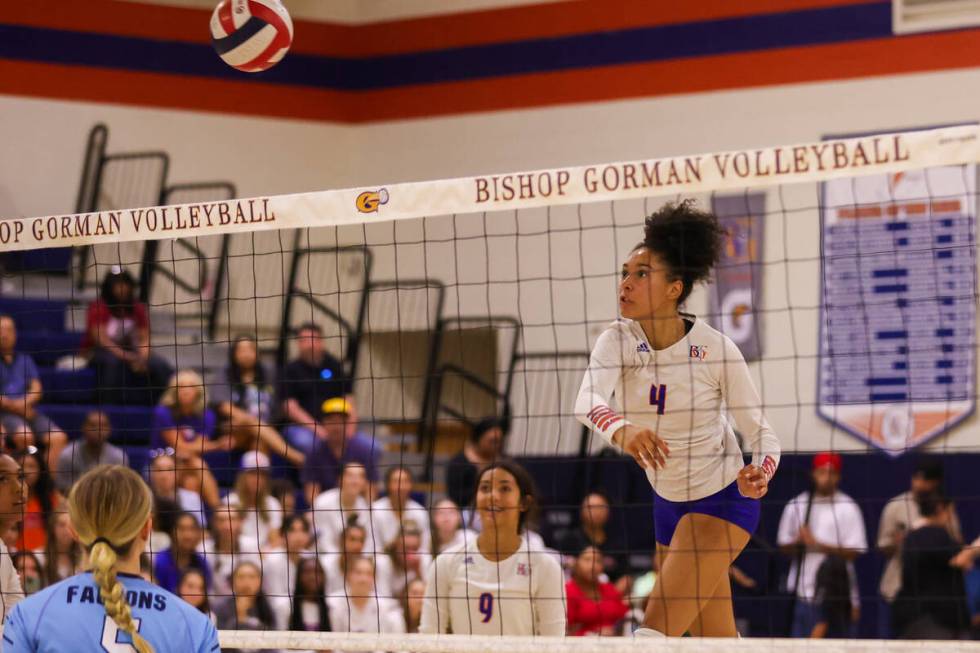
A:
68;465;156;653
90;542;154;653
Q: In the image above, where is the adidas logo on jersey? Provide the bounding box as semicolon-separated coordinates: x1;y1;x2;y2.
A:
637;342;650;353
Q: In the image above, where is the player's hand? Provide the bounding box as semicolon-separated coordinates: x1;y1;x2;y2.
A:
616;425;669;470
736;464;768;499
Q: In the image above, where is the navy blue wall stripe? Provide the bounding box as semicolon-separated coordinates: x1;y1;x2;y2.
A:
0;2;892;90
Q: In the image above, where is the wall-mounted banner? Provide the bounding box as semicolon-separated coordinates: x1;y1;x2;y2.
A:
817;145;977;455
709;194;765;361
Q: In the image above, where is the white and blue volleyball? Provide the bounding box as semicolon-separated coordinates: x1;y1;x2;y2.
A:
210;0;293;73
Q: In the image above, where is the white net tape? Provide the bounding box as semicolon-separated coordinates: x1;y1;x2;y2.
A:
216;632;980;652
2;125;978;253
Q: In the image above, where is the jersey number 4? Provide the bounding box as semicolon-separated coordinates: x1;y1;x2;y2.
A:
102;616;143;653
649;383;667;415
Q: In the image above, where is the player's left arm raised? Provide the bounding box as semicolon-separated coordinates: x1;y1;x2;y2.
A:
720;337;780;499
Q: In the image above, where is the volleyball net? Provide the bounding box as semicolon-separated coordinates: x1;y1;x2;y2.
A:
2;124;980;647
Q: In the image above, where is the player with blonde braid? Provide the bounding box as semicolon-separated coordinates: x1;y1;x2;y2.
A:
76;467;155;653
3;465;219;652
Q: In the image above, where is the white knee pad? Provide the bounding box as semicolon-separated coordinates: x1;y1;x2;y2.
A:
634;627;666;638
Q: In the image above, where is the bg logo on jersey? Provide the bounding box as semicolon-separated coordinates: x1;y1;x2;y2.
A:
689;345;707;360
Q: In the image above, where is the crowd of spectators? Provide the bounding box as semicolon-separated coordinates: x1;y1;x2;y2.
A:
775;452;977;640
1;271;980;643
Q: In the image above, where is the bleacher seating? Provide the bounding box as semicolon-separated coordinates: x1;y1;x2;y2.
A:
37;368;96;403
0;297;70;332
0;297;93;403
37;404;154;445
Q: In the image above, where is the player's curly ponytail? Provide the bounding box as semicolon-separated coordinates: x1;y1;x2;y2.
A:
639;199;726;305
68;465;155;653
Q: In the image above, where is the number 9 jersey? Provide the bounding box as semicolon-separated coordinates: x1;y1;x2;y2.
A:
2;572;219;653
419;539;565;636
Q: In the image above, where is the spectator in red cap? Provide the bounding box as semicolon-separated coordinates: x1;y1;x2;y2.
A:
777;452;866;637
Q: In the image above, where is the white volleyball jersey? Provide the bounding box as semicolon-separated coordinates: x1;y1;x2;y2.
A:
419;539;565;637
321;551;394;599
310;489;375;554
575;317;780;502
0;539;23;620
370;497;432;554
327;594;405;653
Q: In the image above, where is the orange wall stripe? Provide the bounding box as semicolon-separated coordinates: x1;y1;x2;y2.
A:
0;58;357;122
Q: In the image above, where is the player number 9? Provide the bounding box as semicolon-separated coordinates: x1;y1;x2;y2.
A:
478;592;494;623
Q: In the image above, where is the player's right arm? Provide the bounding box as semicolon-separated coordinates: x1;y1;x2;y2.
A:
2;602;35;652
575;326;668;469
418;554;452;634
195;613;220;653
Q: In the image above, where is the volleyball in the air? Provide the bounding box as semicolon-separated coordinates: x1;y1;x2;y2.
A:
210;0;293;73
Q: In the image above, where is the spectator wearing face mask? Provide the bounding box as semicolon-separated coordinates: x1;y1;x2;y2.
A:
10;551;43;596
892;492;970;639
877;457;962;637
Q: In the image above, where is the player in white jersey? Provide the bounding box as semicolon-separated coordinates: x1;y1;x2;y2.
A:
0;453;25;622
575;200;781;638
420;460;565;636
3;465;218;652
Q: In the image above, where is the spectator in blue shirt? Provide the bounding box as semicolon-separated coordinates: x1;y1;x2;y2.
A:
153;370;232;511
0;315;67;472
301;397;378;506
154;511;213;594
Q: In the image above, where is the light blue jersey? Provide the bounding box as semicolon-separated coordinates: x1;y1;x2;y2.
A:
2;572;219;653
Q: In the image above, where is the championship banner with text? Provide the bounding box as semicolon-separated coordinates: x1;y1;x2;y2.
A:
817;155;977;455
709;194;764;361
